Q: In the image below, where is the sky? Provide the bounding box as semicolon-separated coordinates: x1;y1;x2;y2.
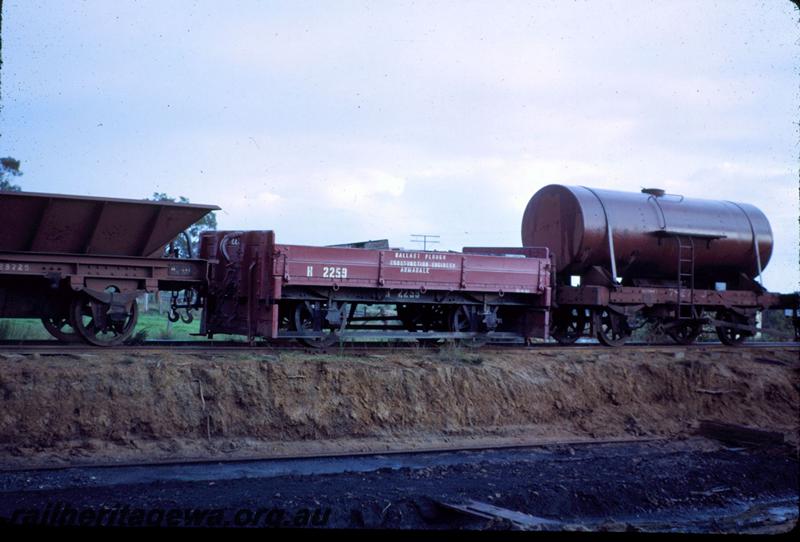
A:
1;0;798;292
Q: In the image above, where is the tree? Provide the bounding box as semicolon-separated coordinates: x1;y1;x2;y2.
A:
0;157;22;191
150;192;218;258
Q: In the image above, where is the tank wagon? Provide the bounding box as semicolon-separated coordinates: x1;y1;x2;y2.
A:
0;191;218;345
519;185;795;346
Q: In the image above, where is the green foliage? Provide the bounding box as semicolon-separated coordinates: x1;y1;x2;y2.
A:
760;309;798;341
0;157;23;192
135;310;200;340
150;192;217;257
0;319;52;340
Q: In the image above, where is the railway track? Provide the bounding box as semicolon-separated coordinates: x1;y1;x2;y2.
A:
1;437;795;532
0;435;663;473
0;339;797;355
0;339;798;355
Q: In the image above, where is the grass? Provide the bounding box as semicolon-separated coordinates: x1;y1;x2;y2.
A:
435;342;485;365
135;311;202;340
133;311;246;342
0;309;209;342
0;319;52;340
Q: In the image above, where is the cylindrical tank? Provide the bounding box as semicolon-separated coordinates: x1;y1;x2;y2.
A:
521;185;772;284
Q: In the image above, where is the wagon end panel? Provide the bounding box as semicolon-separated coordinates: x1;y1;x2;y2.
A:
200;230;277;339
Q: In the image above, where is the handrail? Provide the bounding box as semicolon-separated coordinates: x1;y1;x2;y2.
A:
581;186;618;283
727;201;764;287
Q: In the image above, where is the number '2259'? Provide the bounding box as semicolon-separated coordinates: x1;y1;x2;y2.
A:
322;266;348;279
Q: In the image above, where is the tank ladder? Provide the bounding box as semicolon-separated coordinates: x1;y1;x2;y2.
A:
675;235;696;319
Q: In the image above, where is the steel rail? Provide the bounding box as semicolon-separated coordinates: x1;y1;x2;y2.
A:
0;435;664;474
0;340;797;355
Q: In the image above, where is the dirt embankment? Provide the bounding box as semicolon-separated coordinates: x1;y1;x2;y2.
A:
0;346;797;468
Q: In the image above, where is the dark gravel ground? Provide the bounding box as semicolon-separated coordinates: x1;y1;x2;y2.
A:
0;437;796;532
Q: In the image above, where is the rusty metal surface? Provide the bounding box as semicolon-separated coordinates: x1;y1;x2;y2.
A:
200;231;277;338
521;185;773;282
555;284;784;309
0;191;219;257
0;251;208;319
0;252;207;288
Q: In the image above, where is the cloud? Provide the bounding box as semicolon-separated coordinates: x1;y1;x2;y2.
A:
323;169;406;208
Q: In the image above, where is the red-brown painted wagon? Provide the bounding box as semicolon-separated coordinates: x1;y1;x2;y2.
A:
199;231;552;346
0;191;218;345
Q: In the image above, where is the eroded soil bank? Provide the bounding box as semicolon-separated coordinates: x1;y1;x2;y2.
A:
0;346;797;468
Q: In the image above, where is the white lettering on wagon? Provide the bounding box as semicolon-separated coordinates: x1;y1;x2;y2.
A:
389;252;457;274
322;266;348;279
1;263;31;272
307;265;313;277
400;266;430;274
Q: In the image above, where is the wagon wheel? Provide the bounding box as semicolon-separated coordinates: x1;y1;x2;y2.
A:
667;321;703;345
551;307;587;345
714;310;751;346
593;309;630;347
70;294;139;347
278;303;295;332
294;302;339;348
450;305;487;348
41;314;81;343
397;304;443;345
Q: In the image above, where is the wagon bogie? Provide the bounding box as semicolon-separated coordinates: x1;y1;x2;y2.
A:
550;306;589;345
292;301;342;348
592;308;632;347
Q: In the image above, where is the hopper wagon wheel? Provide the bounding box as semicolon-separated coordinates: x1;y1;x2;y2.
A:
41;314;81;343
667;321;703;345
593;309;630;347
294;302;339;349
450;305;487;348
714;310;751;346
551;307;587;345
70;292;139;347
